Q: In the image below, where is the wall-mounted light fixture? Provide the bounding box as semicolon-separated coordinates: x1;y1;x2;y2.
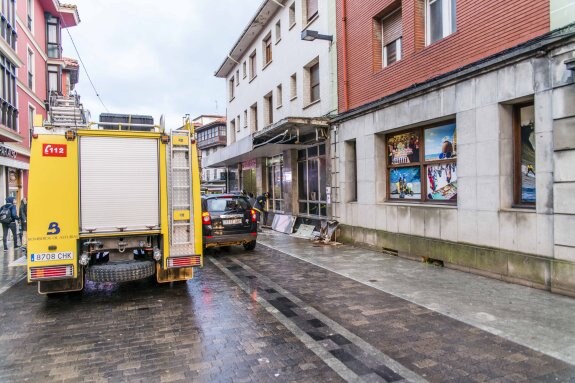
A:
301;30;333;42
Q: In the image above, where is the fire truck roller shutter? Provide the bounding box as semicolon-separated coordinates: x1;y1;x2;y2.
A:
80;136;160;233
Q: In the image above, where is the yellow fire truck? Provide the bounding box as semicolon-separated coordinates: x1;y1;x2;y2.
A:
26;95;203;294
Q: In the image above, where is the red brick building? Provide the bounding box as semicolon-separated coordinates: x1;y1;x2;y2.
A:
331;0;575;296
337;0;549;112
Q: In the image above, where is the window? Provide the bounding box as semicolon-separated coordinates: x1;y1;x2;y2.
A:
380;8;402;67
26;0;33;31
46;14;61;59
275;20;281;42
305;61;320;104
27;48;34;90
0;54;18;130
47;65;60;95
289;3;296;28
346;140;358;202
263;33;272;66
276;84;283;108
267;156;284;212
1;0;17;49
242;61;247;78
229;119;236;142
304;0;318;24
236;70;240;86
426;0;456;45
250;103;258;132
236;115;241;132
228;76;235;100
514;103;536;206
298;143;327;217
290;73;297;100
28;105;35;145
249;51;257;80
243;110;248;128
264;92;273;126
386;121;457;202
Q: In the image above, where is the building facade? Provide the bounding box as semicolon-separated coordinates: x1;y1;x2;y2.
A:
206;0;338;225
0;0;79;206
332;0;575;295
194;115;227;194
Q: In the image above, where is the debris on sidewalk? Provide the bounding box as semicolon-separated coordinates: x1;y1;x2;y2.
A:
271;214;297;234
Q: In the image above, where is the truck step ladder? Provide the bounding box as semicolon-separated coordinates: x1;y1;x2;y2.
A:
168;130;196;256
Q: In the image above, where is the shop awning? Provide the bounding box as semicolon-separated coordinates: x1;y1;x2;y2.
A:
0;157;29;170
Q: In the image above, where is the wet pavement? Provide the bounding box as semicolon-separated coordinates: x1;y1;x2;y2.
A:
0;230;574;382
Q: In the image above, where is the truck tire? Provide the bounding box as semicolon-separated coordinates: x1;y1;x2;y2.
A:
85;260;155;283
243;240;256;251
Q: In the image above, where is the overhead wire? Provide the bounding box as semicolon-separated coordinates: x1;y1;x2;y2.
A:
58;8;109;112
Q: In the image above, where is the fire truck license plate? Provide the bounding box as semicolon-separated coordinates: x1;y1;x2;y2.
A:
30;252;74;262
223;219;242;225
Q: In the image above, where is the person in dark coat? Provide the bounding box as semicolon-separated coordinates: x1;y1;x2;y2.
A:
1;196;19;251
253;192;270;228
19;198;27;247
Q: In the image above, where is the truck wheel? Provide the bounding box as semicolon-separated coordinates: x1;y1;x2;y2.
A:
86;260;155;283
243;241;256;251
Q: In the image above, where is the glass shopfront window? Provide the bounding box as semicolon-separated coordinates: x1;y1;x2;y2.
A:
298;143;327;217
241;159;257;195
266;155;284;212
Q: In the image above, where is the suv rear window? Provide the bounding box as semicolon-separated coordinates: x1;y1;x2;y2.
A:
206;197;250;212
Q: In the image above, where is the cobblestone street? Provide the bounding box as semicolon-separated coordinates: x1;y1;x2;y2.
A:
1;234;575;382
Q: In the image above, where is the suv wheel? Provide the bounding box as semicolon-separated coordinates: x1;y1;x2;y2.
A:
243;240;256;251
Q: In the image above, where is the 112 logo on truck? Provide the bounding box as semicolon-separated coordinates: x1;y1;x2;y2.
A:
42;144;67;157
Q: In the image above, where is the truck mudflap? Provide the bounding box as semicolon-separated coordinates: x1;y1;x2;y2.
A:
38;268;84;294
156;263;193;283
85;260;155;283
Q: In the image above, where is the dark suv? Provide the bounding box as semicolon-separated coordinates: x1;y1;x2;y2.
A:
201;194;258;251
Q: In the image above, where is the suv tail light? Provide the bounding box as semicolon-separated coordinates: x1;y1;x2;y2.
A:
250;209;257;223
202;212;211;225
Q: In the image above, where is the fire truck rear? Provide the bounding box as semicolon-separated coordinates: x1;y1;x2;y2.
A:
26;95;203;294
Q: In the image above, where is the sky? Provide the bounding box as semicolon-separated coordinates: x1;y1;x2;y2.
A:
62;0;262;130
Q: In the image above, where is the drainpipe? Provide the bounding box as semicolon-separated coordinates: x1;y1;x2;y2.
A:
341;0;350;111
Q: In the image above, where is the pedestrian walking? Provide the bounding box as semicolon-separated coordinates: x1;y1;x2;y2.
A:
19;197;27;248
0;196;19;251
253;192;270;229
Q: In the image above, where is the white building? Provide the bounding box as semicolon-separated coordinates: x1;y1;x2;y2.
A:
206;0;337;225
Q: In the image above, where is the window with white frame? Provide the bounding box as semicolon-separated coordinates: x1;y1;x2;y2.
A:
289;2;296;28
264;92;273;126
250;103;258;132
27;48;34;90
243;110;248;128
275;20;281;42
228;76;235;100
249;50;257;79
426;0;456;45
27;0;33;31
28;104;35;145
263;33;272;66
304;59;320;105
242;61;247;78
290;73;297;100
276;84;283;108
381;8;402;67
236;115;240;132
236;69;240;85
303;0;318;24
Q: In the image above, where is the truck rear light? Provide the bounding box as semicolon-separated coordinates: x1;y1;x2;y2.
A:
168;256;202;268
202;212;211;225
250;209;257;223
30;265;73;280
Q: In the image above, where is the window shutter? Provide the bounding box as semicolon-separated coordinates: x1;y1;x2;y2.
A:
382;9;402;45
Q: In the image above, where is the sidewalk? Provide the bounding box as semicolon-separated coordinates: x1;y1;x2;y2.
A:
257;229;575;366
0;242;26;295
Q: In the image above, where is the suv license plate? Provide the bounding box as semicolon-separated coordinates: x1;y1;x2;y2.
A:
223;219;242;225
